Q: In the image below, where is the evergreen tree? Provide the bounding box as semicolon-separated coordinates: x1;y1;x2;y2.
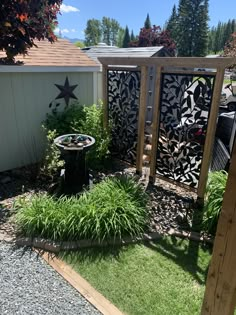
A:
177;0;209;56
144;13;151;29
208;19;236;54
166;5;178;43
208;27;216;53
231;19;236;34
84;19;102;46
213;22;224;53
122;26;131;48
223;20;233;47
193;0;209;56
130;30;135;41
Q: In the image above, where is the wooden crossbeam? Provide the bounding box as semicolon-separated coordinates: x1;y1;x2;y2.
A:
98;57;236;69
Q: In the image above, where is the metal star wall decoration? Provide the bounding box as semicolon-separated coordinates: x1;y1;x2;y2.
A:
55;76;78;107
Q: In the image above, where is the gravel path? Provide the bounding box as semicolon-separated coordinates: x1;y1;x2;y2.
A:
0;242;101;315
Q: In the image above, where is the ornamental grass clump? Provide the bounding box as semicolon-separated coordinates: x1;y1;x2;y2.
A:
202;170;228;235
15;176;149;242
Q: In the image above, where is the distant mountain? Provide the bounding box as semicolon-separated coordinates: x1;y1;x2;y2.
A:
63;36;84;44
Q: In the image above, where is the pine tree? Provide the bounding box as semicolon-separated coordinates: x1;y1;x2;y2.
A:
144;13;151;29
166;5;178;43
122;26;131;48
223;20;233;48
177;0;209;56
213;22;224;53
231;19;236;34
193;0;209;56
130;30;135;41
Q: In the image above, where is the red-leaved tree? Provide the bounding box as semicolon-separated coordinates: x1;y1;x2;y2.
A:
0;0;62;63
130;25;176;56
224;32;236;69
224;32;236;57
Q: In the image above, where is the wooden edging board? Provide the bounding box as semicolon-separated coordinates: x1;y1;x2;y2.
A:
39;251;125;315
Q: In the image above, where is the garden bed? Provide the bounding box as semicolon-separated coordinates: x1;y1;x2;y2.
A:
0;159;202;243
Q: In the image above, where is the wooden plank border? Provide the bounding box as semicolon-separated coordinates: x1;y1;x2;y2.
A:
40;252;125;315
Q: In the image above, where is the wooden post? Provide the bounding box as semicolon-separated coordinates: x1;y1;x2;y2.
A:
149;66;162;182
201;139;236;315
136;66;148;175
102;65;108;129
197;68;225;199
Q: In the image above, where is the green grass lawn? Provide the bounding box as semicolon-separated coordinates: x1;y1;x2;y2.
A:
61;237;212;315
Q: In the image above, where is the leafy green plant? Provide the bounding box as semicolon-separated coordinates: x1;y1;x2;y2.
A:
202;170;228;235
43;103;85;136
76;104;111;168
43;102;111;169
15;176;149;242
40;128;64;180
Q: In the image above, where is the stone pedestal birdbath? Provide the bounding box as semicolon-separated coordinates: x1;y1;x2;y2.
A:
54;134;95;193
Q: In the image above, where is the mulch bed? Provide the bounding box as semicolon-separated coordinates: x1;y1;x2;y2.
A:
0;160;202;242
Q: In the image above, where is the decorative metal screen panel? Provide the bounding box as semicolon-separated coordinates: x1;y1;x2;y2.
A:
156;73;215;188
108;70;141;164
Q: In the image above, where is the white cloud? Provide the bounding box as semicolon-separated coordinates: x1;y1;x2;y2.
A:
54;28;77;34
61;28;70;34
54;27;60;34
60;4;79;13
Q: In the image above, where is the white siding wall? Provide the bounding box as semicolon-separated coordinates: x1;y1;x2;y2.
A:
0;71;99;172
93;71;103;103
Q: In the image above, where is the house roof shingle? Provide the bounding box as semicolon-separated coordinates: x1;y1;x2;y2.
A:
0;39;97;67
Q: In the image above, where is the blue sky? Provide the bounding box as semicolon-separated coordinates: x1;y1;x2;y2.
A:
56;0;236;40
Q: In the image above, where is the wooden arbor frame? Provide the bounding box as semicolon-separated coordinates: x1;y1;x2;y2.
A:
99;57;235;199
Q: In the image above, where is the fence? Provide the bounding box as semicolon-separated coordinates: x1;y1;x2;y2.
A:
99;57;235;199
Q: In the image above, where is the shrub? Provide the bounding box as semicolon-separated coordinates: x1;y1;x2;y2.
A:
43;103;85;136
43;102;111;169
40;128;64;180
15;176;149;242
202;170;228;235
77;104;111;168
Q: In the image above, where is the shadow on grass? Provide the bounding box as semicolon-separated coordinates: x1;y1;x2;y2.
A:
59;243;131;267
144;235;211;285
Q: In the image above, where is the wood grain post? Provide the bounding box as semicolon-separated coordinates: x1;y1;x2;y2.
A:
197;68;225;200
136;65;148;175
102;65;108;129
149;66;162;183
201;139;236;315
